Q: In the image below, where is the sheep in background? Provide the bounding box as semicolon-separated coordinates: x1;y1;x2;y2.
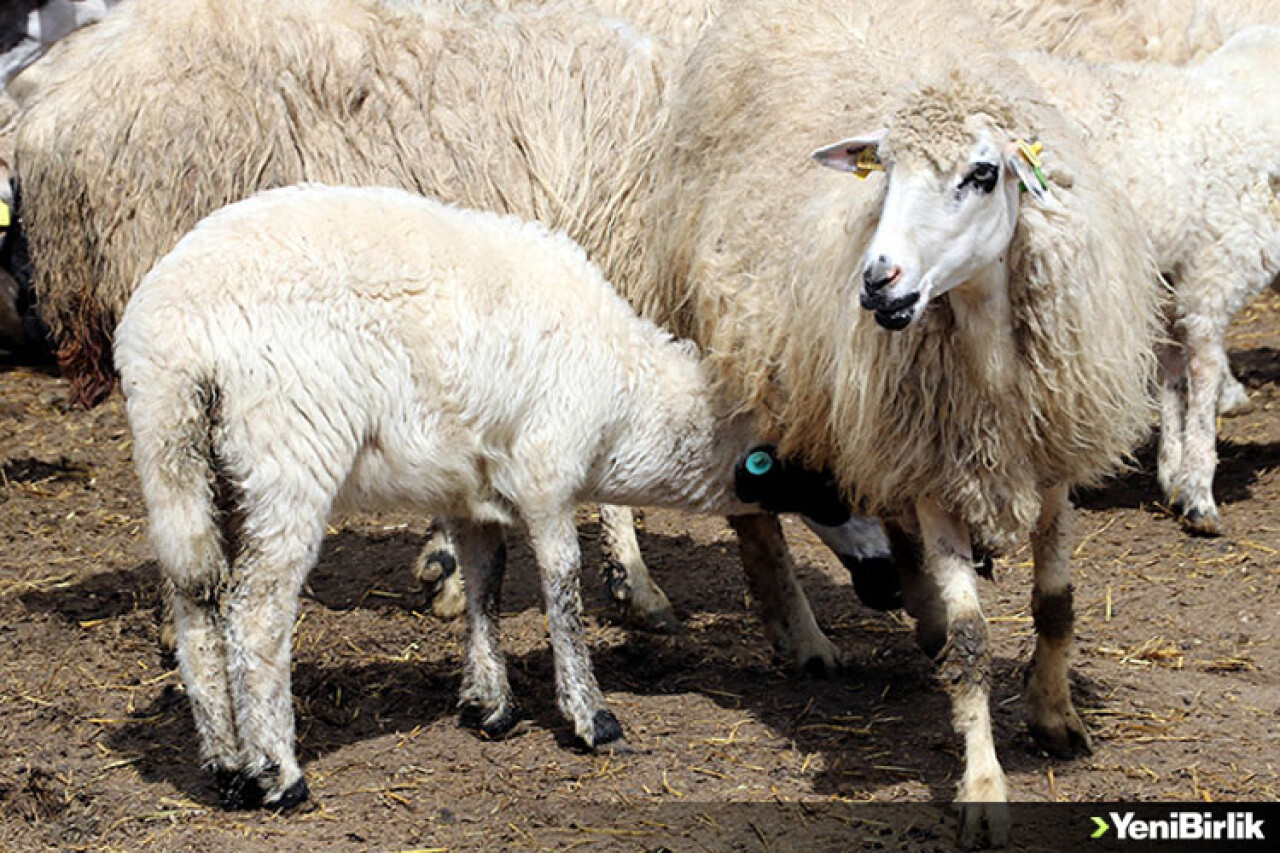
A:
1014;29;1280;536
645;0;1162;843
116;184;847;811
17;0;852;664
977;0;1280;64
1;0;119;90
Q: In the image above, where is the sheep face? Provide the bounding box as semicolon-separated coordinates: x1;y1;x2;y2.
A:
812;122;1049;330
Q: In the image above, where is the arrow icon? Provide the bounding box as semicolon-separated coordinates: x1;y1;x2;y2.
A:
1091;816;1111;839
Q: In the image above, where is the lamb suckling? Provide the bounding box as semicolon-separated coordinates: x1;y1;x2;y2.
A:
1015;29;1280;535
644;0;1163;843
115;184;846;811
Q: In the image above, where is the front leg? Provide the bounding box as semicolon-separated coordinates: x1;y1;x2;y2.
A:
1026;483;1091;758
728;513;842;676
916;499;1009;849
528;510;628;751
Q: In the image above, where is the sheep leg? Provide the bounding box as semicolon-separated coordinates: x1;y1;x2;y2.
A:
167;586;250;808
223;526;324;811
1025;483;1091;758
728;513;842;676
1177;325;1226;535
599;505;679;632
528;510;628;751
916;499;1008;849
884;518;947;657
456;521;521;738
412;518;467;620
1217;361;1253;416
1155;337;1188;509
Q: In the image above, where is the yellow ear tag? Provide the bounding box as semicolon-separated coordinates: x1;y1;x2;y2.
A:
853;148;884;180
1015;138;1048;192
0;200;9;229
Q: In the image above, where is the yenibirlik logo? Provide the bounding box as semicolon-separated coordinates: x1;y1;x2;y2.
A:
1092;811;1265;842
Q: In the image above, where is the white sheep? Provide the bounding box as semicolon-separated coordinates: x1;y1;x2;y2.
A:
645;0;1162;844
976;0;1280;65
1014;29;1280;535
16;0;859;662
116;183;843;811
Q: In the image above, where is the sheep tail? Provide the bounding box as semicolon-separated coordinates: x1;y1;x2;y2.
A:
127;370;237;600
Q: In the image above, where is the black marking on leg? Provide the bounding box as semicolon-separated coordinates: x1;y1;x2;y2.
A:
841;554;903;611
215;768;263;811
601;556;629;603
936;614;992;690
265;777;310;812
1032;586;1074;642
591;709;624;748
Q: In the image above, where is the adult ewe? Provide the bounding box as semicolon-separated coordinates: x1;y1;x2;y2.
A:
1015;30;1280;535
978;0;1280;64
645;0;1161;844
116;184;845;810
16;0;849;661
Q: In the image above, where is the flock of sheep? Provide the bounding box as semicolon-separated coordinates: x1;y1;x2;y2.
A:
1;0;1278;848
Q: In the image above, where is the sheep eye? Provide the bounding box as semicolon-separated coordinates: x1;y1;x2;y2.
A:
961;162;999;193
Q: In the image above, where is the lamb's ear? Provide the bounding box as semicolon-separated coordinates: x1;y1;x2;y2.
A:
1006;138;1052;203
811;129;889;177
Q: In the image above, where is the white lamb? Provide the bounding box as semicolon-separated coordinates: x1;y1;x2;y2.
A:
1015;30;1280;534
114;184;842;811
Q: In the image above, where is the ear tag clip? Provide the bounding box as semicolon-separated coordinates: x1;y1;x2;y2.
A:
853;148;884;180
0;200;10;230
1015;138;1048;193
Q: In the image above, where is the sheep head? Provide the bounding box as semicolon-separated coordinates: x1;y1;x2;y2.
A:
812;105;1050;331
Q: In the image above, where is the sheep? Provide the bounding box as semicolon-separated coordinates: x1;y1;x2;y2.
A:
15;0;867;663
115;183;847;811
644;0;1162;844
1011;31;1280;536
1;0;119;90
977;0;1280;65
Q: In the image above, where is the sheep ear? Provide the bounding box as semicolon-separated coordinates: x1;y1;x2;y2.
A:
811;129;888;178
1006;138;1051;203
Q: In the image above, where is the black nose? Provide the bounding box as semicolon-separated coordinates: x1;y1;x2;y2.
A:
861;255;900;292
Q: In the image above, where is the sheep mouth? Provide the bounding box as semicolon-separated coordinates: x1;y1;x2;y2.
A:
862;289;919;330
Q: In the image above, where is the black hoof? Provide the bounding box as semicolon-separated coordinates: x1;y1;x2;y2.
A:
265;777;310;812
215;768;264;811
459;702;524;740
802;654;836;678
841;554;903;611
591;709;625;748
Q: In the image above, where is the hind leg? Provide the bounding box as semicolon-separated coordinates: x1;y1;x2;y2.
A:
599;505;679;632
222;508;328;810
456;521;520;738
166;585;252;808
729;513;842;675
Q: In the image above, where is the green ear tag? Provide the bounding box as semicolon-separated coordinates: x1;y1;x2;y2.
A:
745;450;774;476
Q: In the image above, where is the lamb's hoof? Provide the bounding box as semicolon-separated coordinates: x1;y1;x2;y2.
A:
215;768;263;811
1179;506;1222;537
607;571;681;633
842;554;903;611
459;701;526;740
1029;713;1093;759
588;709;630;752
264;777;311;812
413;547;467;620
957;800;1011;850
1218;381;1254;417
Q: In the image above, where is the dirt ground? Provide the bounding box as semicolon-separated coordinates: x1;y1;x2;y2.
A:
0;292;1277;852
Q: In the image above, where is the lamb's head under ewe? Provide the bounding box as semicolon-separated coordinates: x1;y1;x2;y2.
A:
813;82;1052;332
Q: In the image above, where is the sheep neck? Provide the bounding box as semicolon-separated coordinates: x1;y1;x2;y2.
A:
587;350;756;517
948;259;1016;392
